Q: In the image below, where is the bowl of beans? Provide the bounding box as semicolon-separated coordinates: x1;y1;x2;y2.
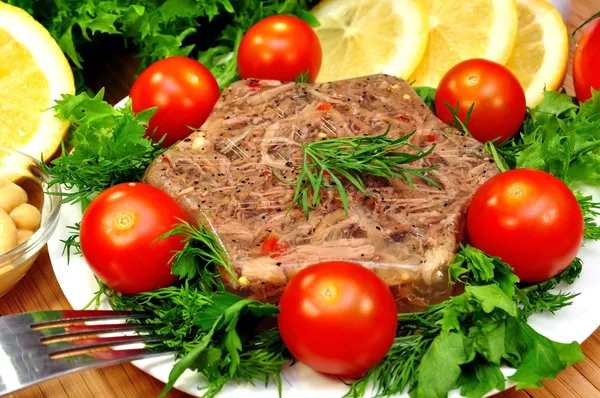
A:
0;148;61;297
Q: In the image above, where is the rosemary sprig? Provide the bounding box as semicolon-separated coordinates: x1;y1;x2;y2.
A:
293;128;438;218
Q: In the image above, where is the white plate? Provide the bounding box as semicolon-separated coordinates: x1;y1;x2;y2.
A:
48;185;600;397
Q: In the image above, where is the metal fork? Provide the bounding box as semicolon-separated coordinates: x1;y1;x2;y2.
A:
0;310;175;395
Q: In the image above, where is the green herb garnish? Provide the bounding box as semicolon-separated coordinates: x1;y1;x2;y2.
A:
441;100;474;136
412;86;436;112
161;220;238;287
575;192;600;240
61;222;81;264
510;90;600;184
106;284;284;398
294;70;311;83
483;141;508;173
93;221;285;398
293;128;438;218
43;89;166;208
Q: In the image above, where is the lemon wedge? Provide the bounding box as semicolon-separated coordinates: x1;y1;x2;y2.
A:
311;0;429;82
506;0;568;107
0;2;74;161
409;0;518;87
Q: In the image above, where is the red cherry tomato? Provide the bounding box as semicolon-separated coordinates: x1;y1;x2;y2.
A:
467;169;584;283
435;59;526;144
278;261;397;377
573;19;600;103
237;15;322;82
80;183;187;294
130;57;220;147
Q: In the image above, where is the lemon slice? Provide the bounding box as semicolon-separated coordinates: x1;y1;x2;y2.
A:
311;0;429;82
409;0;518;87
0;2;74;161
505;0;568;107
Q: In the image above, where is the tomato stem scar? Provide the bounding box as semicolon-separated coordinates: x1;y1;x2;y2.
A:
114;211;135;230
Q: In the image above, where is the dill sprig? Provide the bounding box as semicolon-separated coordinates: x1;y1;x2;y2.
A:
575;192;600;240
293;128;438;218
518;258;583;317
61;222;81;264
161;220;238;287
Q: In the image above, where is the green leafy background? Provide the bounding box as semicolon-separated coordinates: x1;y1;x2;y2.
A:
8;0;319;91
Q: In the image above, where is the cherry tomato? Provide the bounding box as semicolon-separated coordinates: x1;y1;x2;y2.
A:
435;59;526;144
237;15;322;82
130;57;220;147
573;19;600;103
467;169;584;283
278;261;397;377
80;183;187;294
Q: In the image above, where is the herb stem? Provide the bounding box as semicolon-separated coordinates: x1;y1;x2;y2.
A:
293;128;438;218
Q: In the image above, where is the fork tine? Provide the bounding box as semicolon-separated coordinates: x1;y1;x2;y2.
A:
47;335;164;359
31;310;148;329
63;347;169;362
40;323;158;343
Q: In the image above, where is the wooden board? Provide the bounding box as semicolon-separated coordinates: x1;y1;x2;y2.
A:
1;1;599;397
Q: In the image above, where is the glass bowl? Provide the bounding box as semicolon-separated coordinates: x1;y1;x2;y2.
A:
0;148;61;297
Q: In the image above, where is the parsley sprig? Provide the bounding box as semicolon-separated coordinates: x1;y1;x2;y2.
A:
43;89;166;209
293;129;438;218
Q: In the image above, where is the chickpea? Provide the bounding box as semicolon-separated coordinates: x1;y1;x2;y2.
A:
0;209;17;254
17;229;34;245
0;181;27;213
9;203;41;231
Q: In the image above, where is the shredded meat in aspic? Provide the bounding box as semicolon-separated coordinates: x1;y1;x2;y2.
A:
144;74;499;310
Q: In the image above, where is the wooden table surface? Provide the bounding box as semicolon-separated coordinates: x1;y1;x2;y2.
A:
1;2;599;397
